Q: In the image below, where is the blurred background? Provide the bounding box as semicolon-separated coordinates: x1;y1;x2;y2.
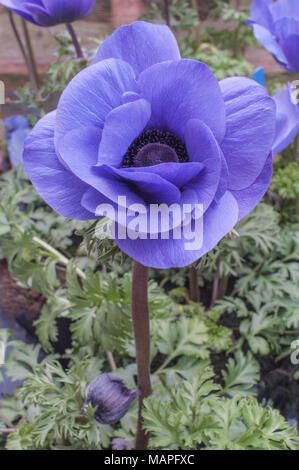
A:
0;0;282;92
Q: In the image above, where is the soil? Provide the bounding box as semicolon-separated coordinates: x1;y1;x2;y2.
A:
0;260;44;320
215;310;299;427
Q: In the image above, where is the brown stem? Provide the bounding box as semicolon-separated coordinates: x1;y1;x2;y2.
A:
131;261;152;450
267;189;283;212
164;0;171;26
8;12;28;66
191;0;201;44
293;133;299;216
21;19;39;91
66;23;84;59
9;13;38;91
218;276;229;300
293;133;299;163
189;266;200;302
106;350;116;371
210;259;220;310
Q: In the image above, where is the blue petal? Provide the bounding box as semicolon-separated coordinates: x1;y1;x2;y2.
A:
269;0;299;21
81;185;188;236
138;59;226;143
92;21;180;77
247;22;288;68
81;185;192;236
59;128;182;207
0;0;42;24
273;16;299;71
184;119;222;211
97;99;151;168
281;35;299;73
250;0;274;30
121;92;141;104
230;154;272;221
214;154;229;204
55;59;137;150
114;191;239;269
273;86;299;154
58;125;100;172
22;3;54;26
95;165;182;206
122;162;204;189
81;162;206;236
184;119;221;163
220;77;276;191
42;0;95;23
2;0;95;25
23;112;94;221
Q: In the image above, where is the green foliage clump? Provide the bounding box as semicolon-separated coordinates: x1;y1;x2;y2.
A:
1;163;298;449
272;162;299;200
143;371;299;450
142;0;254;80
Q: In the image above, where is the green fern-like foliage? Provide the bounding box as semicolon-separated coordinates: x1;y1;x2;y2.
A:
272;163;299;200
143;374;299;450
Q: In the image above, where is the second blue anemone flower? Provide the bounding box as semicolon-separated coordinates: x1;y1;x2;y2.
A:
247;0;299;73
0;0;96;26
273;83;299;155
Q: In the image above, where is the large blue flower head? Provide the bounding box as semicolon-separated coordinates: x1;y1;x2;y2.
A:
24;22;276;269
273;83;299;154
247;0;299;73
0;0;95;26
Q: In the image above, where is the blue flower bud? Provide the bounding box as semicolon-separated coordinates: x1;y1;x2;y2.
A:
85;374;140;425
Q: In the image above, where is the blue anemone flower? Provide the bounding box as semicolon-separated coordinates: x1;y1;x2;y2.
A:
23;21;276;269
247;0;299;73
0;0;95;26
273;84;299;155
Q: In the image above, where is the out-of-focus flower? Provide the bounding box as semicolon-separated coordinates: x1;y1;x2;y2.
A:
0;0;95;26
247;0;299;73
85;374;139;425
4;115;30;168
24;21;276;269
273;84;299;155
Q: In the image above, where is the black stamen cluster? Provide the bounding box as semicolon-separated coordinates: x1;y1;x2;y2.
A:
122;129;189;168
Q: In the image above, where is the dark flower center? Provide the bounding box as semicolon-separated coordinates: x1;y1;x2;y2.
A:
122;129;189;168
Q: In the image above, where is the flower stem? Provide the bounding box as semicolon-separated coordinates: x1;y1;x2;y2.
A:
21;19;39;91
106;350;117;371
131;261;152;450
8;12;27;65
210;258;220;309
164;0;171;26
189;266;200;302
293;133;299;163
66;23;84;59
